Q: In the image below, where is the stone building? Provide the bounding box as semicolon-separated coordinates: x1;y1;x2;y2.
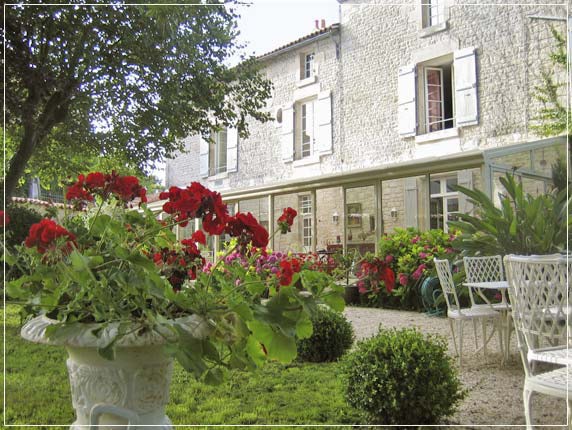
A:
161;1;568;257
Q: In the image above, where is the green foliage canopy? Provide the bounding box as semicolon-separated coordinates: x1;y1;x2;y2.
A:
3;2;272;201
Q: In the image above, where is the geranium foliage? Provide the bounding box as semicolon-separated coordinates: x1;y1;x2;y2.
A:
7;173;344;383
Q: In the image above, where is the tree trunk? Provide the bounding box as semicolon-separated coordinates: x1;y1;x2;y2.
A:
4;126;39;206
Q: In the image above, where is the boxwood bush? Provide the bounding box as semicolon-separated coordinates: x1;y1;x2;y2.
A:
341;327;465;425
297;306;354;363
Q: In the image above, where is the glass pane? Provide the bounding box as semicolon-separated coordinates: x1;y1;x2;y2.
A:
239;197;269;232
447;198;459;212
273;192;312;253
446;178;458;192
316;187;344;252
346;185;377;255
430;197;444;230
430;180;441;195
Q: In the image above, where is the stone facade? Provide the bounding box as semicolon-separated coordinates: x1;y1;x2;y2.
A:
164;2;567;249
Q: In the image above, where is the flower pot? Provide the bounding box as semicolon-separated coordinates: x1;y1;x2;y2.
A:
21;315;209;430
344;284;360;305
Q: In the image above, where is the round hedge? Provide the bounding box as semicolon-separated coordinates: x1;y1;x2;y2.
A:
297;306;354;363
341;327;465;425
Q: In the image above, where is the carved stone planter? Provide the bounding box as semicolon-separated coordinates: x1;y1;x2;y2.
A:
21;315;209;430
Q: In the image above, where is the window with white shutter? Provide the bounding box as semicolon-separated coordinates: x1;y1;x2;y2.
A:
199;136;209;178
403;47;477;137
316;91;333;154
226;127;239;173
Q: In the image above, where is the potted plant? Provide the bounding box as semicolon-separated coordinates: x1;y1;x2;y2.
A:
6;172;344;428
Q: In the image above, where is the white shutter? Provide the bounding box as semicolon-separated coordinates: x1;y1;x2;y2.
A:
316;91;333;154
404;177;418;228
226;127;238;173
398;65;417;137
281;104;294;162
457;170;474;214
199;135;210;178
454;47;478;126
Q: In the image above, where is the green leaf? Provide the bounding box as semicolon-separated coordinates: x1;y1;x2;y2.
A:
248;320;297;363
203;367;224;385
245;335;267;367
98;342;116;361
295;313;313;339
90;214;112;236
321;290;345;312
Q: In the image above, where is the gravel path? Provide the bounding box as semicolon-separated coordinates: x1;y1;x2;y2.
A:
343;306;567;428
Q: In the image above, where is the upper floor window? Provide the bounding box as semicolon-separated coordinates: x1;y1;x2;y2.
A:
422;0;442;28
200;127;238;178
301;52;314;80
209;129;227;176
294;99;316;160
398;47;478;138
421;61;454;134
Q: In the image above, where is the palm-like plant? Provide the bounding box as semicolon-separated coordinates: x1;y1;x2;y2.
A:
449;173;569;256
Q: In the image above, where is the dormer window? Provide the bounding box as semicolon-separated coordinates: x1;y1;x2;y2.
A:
302;52;314;79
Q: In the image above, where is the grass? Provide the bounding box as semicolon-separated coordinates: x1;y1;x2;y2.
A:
2;304;364;427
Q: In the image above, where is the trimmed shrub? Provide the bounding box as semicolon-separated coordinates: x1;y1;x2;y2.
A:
341;327;465;426
5;204;43;248
297;306;354;363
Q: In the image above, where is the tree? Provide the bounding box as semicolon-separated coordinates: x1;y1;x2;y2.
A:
531;27;570;137
3;2;272;203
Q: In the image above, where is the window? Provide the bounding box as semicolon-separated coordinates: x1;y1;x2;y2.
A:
422;0;442;28
209;129;227;175
422;62;454;133
299;195;313;250
301;52;314;79
398;47;477;138
294;99;316;160
429;176;459;232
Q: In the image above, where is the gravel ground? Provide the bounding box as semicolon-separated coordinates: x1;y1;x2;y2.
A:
343;306;568;428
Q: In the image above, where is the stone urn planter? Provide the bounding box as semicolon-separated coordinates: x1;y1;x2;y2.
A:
21;315;210;430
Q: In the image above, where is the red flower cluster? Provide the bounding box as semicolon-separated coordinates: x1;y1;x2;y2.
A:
25;219;76;254
160;183;228;233
66;172;147;207
225;212;269;249
276;258;302;286
356;257;396;294
1;210;9;228
277;207;297;234
152;230;207;290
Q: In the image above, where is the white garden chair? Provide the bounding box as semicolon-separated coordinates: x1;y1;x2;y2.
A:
463;255;510;311
434;258;502;367
504;254;571;429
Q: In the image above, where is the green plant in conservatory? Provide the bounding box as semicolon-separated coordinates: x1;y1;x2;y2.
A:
449;173;569;256
341;327;466;425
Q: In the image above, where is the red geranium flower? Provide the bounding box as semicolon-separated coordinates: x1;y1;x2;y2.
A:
277;260;294;286
25;219;76;254
225;212;269;248
277;207;297;234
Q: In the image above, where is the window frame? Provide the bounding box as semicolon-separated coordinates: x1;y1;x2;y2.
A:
302;52;315;80
299;194;313;250
209;129;228;176
429;176;459;233
294;98;316;160
417;57;455;136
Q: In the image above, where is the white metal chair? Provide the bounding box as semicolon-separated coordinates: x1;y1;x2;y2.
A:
434;258;502;367
463;255;510;311
504;254;571;429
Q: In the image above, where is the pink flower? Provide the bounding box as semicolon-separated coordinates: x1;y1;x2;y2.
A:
446;247;455;254
411;263;427;280
419;252;427;259
399;273;408;286
411;236;420;244
385;255;394;264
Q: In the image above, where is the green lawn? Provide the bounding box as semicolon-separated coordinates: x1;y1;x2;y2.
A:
2;304;364;426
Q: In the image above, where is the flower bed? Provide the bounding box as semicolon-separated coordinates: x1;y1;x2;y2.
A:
356;228;458;311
